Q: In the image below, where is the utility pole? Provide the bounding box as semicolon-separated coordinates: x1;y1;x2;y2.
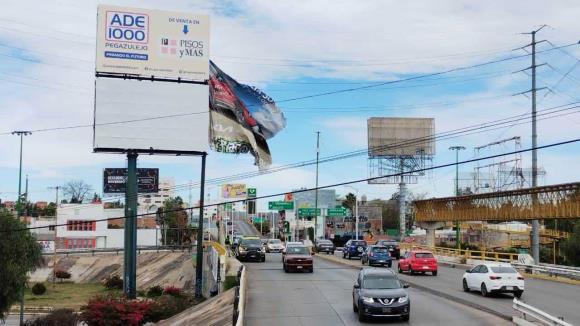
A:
345;185;359;240
47;186;60;289
314;131;320;240
12;130;31;326
195;153;207;298
519;25;547;263
449;146;466;249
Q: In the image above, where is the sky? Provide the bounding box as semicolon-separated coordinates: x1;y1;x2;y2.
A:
0;0;579;211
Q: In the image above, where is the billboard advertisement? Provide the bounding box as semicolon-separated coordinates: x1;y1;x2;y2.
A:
93;78;209;152
368;117;435;157
103;168;159;193
221;184;246;198
96;5;210;81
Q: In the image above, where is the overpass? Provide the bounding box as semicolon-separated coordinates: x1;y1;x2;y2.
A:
413;182;580;246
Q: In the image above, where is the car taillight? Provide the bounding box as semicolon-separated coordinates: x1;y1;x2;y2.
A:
517;276;524;280
489;276;502;280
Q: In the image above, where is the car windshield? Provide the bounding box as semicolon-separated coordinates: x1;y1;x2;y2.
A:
268;239;281;244
352;241;367;246
241;239;261;246
372;247;389;253
286;246;309;255
415;253;434;258
363;276;401;289
490;266;517;273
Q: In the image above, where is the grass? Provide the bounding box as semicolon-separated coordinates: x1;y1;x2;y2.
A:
24;282;121;310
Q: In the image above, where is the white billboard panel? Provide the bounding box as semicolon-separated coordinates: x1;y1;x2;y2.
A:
368;117;435;157
94;78;209;152
96;5;209;81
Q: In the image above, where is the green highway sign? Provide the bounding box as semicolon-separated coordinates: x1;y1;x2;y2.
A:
247;188;257;198
327;207;347;217
268;201;294;210
297;208;321;217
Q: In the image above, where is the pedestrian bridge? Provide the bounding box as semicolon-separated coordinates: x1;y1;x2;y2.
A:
414;182;580;222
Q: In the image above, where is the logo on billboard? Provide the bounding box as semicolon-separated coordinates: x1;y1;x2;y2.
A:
106;11;149;44
159;38;204;58
221;184;246;199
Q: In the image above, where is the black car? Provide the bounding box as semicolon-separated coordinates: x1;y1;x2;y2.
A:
353;269;410;322
235;237;266;262
314;239;335;254
375;240;401;259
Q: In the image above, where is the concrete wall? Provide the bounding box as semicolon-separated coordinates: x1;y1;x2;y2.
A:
105;228;161;248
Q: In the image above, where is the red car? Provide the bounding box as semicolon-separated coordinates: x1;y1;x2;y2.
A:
283;245;313;273
398;250;438;276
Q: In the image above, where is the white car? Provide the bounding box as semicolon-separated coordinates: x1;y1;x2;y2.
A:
462;262;524;298
266;239;285;253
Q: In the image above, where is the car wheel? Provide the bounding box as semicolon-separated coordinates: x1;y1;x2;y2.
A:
347;253;351;260
261;257;266;262
358;305;367;322
331;251;335;255
310;267;314;273
410;268;415;275
398;264;403;273
401;313;410;321
481;283;489;297
432;271;437;276
462;279;469;292
388;262;392;268
343;252;346;259
514;291;523;299
283;264;288;273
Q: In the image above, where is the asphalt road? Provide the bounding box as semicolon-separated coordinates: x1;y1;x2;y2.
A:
245;253;511;326
234;219;261;237
329;251;580;325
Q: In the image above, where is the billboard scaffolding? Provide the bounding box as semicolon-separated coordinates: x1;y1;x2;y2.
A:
367;117;435;237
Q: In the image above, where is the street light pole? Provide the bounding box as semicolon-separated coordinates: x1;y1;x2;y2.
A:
47;186;60;289
449;146;466;249
314;131;320;240
12;130;31;326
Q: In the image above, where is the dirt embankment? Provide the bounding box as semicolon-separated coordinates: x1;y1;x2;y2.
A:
31;251;194;289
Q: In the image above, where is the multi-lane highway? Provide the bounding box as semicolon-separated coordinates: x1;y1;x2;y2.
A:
244;253;512;325
321;251;580;324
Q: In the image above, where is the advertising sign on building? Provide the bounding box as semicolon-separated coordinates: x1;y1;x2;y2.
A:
221;184;247;199
96;5;210;81
103;168;159;193
38;240;54;253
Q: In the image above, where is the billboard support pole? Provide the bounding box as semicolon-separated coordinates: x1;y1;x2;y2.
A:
195;153;207;298
124;151;138;299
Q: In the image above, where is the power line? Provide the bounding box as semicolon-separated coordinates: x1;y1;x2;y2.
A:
6;137;580;233
52;101;580;213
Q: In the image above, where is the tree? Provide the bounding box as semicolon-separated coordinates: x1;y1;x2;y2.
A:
560;221;580;267
341;193;356;215
0;209;43;320
62;180;93;203
160;197;193;245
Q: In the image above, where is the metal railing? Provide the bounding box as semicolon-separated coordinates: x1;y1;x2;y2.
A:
41;245;196;256
399;243;519;263
233;265;247;326
511;263;580;280
513;298;573;326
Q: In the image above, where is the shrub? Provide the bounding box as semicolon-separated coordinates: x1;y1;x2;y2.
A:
80;296;152;326
31;283;47;295
222;275;238;291
146;285;163;298
104;275;123;290
144;295;191;323
54;270;71;280
24;309;77;326
162;286;181;297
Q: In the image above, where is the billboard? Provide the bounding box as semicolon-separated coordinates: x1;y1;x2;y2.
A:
368;118;435;157
293;189;336;209
221;184;247;198
103;168;159;193
93;78;209;152
96;5;210;81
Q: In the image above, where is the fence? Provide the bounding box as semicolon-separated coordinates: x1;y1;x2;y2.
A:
233;265;247;326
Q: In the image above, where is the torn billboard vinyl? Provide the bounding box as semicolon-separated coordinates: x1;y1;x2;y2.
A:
209;61;286;168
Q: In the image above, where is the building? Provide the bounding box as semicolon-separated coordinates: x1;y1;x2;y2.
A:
56;204;160;249
138;178;175;213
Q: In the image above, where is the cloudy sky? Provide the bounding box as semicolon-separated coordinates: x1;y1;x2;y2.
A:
1;0;579;210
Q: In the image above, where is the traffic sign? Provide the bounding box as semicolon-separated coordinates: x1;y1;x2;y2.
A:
327;207;347;217
297;208;321;217
247;188;257;198
268;201;294;210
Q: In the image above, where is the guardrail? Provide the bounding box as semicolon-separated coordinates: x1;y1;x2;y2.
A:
513;298;573;326
399;243;519;263
511;263;580;280
233;265;247;326
41;245;195;256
